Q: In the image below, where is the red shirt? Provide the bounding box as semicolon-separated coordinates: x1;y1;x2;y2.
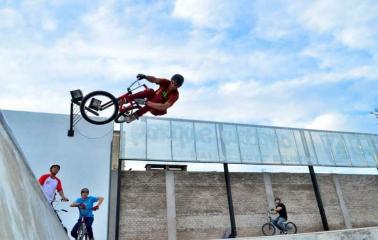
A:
150;79;179;105
38;174;63;203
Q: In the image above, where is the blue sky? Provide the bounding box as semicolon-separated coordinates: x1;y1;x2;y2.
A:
1;0;378;134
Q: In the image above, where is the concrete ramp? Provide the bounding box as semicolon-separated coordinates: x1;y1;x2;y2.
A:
221;227;378;240
0;111;68;240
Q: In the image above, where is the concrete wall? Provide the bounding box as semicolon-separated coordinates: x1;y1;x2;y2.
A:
0;111;68;240
175;172;230;239
3;110;113;240
231;173;268;237
119;170;378;240
338;175;378;228
120;171;168;240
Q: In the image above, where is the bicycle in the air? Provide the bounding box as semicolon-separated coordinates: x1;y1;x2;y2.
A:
79;78;149;125
261;209;297;236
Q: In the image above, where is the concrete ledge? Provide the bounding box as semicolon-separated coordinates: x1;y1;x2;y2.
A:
218;226;378;240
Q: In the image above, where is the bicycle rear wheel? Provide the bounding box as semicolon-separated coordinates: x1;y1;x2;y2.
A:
262;222;276;236
80;91;119;125
286;222;297;234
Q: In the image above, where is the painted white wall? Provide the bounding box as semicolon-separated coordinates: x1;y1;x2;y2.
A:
3;110;113;240
0;111;69;240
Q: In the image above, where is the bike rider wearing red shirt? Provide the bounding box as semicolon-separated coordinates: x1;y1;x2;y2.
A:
123;73;184;123
38;164;69;204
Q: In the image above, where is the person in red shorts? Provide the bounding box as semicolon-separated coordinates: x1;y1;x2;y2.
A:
124;73;184;123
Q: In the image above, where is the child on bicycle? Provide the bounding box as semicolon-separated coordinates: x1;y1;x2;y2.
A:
70;188;104;240
123;73;184;123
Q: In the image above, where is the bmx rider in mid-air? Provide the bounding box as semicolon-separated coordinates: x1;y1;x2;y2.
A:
123;73;184;123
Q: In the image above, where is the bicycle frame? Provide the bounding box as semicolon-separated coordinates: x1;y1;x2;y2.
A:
52;201;68;233
78;217;88;239
80;217;87;226
118;80;148;114
268;211;274;224
97;79;148;113
268;211;289;231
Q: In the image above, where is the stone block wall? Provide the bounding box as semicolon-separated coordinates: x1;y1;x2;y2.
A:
119;171;378;240
119;171;168;240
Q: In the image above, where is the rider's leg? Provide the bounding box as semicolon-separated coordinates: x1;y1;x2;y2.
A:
121;89;155;114
125;106;148;123
271;217;279;229
71;219;81;239
134;107;166;117
126;106;166;123
277;217;286;232
149;109;166;116
126;88;155;102
84;217;94;239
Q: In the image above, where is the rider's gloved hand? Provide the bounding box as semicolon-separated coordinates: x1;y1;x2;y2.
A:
136;73;147;80
134;98;147;105
92;206;99;211
79;203;86;209
61;197;69;202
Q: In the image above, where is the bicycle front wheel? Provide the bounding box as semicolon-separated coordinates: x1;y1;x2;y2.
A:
286;222;297;234
262;222;276;236
80;91;119;125
77;223;88;240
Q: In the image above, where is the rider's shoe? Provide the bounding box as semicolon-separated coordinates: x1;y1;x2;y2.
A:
125;113;138;123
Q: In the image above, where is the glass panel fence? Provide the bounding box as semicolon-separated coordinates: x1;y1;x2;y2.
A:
119;117;378;168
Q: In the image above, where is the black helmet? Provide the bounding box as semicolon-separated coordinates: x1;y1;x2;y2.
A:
171;74;184;87
50;164;60;170
81;188;89;194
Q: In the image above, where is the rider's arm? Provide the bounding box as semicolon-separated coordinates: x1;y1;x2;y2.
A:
95;197;104;208
275;206;283;212
145;76;165;85
58;190;69;201
70;202;80;207
56;178;68;201
146;101;173;112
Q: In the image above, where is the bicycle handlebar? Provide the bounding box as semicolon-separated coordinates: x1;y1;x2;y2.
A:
127;79;149;94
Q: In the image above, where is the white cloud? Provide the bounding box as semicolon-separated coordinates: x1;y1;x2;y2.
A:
42;17;57;31
252;0;304;40
337;27;376;49
251;0;378;49
172;0;241;29
299;0;378;49
0;7;24;29
305;112;378;133
306;113;349;131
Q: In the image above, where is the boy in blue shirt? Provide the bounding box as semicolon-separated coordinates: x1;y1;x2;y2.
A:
70;188;104;240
